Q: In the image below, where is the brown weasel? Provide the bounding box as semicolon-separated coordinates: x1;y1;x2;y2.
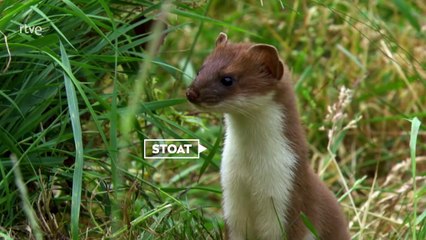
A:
186;33;350;240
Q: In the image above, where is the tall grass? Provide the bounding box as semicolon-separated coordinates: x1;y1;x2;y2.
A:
1;0;425;239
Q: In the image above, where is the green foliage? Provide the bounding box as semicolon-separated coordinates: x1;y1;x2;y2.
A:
0;0;425;239
0;0;221;238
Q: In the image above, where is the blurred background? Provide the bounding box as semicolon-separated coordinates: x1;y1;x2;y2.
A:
0;0;425;239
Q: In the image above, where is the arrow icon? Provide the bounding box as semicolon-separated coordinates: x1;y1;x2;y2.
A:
198;144;207;155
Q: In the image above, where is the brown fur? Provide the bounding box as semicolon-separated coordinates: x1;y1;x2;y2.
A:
275;74;350;239
187;33;350;240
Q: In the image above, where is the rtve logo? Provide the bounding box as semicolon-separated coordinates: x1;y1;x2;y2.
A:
143;139;207;159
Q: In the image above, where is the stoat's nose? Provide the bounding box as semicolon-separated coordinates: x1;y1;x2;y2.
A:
186;87;200;103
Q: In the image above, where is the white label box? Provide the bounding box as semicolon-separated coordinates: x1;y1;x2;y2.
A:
143;139;207;159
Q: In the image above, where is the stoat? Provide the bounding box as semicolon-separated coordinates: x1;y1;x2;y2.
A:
186;33;350;240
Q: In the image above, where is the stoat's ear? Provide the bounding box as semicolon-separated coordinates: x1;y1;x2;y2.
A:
216;32;228;47
248;44;284;80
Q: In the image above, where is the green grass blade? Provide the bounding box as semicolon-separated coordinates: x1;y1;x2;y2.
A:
10;154;43;240
0;90;24;118
171;8;258;36
137;98;187;113
300;212;320;239
409;117;421;240
60;41;84;240
30;5;76;50
416;210;426;226
62;0;111;45
182;0;212;73
391;0;421;31
0;0;39;31
336;44;366;71
199;128;222;177
100;0;121;233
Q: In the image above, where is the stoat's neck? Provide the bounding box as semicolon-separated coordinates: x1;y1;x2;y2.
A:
224;103;285;142
223;96;297;168
223;84;308;165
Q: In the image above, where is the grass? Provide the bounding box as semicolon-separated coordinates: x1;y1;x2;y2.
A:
0;0;425;239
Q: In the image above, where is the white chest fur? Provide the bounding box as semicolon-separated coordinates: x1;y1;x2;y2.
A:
221;95;297;240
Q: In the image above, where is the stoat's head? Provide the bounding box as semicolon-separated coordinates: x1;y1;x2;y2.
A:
186;33;285;113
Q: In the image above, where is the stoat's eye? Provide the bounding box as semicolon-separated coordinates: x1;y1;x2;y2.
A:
221;76;234;87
